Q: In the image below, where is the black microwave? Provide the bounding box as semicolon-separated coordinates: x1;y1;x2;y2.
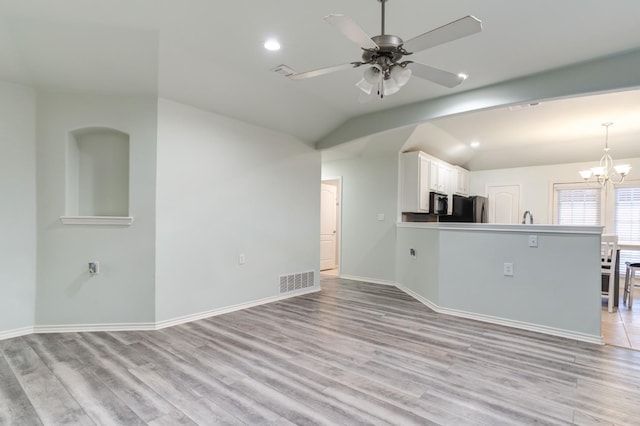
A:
429;191;448;215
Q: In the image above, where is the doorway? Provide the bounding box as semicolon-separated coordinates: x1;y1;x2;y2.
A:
321;178;341;273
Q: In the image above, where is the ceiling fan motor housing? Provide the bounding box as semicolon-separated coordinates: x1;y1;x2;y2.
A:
364;34;407;78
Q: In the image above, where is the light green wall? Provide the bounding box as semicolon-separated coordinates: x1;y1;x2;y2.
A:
0;81;37;337
155;99;321;321
35;93;158;326
397;225;602;340
2;88;322;334
322;152;400;283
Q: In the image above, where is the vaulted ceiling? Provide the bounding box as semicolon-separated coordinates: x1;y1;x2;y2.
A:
2;0;640;169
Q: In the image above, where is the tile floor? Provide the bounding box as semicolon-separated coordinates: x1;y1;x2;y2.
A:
602;285;640;350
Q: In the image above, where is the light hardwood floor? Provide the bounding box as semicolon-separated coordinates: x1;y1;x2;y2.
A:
602;284;640;350
3;276;640;425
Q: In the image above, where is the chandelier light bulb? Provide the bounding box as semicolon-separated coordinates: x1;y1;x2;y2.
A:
615;164;632;176
579;170;592;179
390;66;412;87
356;78;373;95
382;77;400;96
363;66;381;84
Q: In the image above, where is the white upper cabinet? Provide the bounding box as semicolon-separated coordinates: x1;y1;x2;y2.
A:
453;166;470;196
401;151;431;213
429;160;449;193
401;151;470;214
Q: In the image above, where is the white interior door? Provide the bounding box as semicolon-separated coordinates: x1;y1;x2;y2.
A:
320;183;338;271
487;185;521;224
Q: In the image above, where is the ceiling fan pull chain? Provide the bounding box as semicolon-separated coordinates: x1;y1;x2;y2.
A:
380;0;386;35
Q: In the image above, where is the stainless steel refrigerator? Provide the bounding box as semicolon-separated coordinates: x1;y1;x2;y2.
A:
446;194;488;223
468;195;488;223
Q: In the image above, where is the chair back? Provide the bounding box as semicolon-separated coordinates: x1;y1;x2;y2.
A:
601;234;619;270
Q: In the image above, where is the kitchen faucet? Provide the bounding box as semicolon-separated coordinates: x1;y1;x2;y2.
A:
522;210;534;224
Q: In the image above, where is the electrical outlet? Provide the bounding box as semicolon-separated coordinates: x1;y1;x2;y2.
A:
88;261;100;275
528;235;538;248
238;253;246;265
503;262;514;276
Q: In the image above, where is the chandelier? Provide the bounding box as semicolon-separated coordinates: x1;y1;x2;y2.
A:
579;122;631;186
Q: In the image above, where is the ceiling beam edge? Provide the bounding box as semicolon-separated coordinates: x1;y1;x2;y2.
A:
314;48;640;151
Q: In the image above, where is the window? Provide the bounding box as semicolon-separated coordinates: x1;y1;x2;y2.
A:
553;181;640;275
615;187;640;242
615;186;640;269
555;185;601;226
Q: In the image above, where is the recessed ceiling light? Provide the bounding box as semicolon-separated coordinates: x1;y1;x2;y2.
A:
458;73;468;81
264;39;281;51
470;141;480;148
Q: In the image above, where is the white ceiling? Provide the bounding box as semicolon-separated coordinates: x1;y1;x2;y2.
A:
2;0;640;169
404;89;640;170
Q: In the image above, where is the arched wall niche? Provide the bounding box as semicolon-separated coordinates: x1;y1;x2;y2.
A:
65;126;130;219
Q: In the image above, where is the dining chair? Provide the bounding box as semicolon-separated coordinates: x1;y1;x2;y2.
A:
601;234;619;313
623;261;640;308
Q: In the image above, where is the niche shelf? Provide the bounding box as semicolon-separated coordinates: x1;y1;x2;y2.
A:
62;127;133;226
59;216;134;226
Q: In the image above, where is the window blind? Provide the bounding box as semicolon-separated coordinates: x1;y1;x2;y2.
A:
556;188;601;226
615;186;640;271
615;187;640;242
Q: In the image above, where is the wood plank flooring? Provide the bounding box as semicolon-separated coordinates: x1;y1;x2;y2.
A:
3;275;640;425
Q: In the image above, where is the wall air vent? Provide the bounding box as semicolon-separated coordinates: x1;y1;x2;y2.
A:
279;271;314;293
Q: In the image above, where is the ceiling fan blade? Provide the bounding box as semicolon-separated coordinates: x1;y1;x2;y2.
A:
402;15;482;54
288;63;360;80
407;62;466;88
324;14;379;50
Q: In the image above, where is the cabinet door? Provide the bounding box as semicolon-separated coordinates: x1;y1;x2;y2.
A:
429;161;440;192
446;166;454;214
454;167;470;196
419;156;430;211
430;160;449;193
401;151;430;213
438;165;448;193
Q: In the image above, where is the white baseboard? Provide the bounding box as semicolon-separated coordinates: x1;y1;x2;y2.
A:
33;322;156;334
155;286;320;330
0;287;321;341
2;283;602;346
397;283;604;346
339;274;397;286
0;326;34;341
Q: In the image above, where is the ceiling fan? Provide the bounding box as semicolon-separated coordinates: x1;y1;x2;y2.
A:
286;0;482;99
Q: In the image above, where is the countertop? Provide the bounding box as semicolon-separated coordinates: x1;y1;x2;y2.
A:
396;222;603;235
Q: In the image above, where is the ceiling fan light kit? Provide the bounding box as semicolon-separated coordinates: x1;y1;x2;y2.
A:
282;0;482;99
579;122;631;186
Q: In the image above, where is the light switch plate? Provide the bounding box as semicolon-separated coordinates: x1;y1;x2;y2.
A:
528;235;538;248
503;262;514;276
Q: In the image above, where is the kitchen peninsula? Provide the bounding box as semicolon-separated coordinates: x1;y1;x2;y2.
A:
396;222;603;343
